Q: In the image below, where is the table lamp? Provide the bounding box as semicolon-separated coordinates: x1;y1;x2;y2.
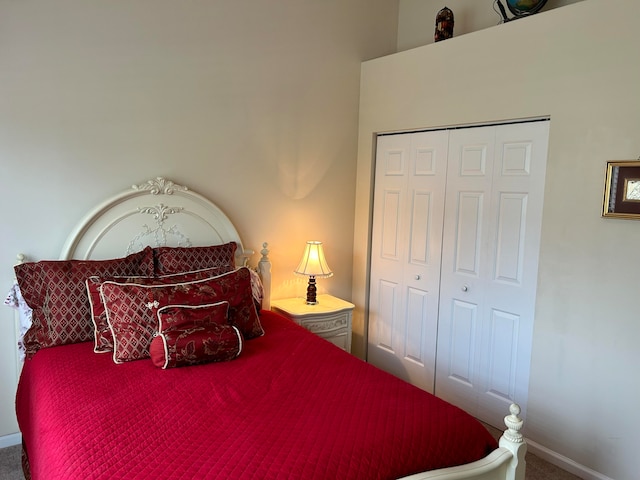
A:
294;241;333;305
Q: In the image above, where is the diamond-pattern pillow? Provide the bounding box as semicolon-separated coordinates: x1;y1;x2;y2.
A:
150;302;242;369
86;266;232;354
14;247;154;357
101;267;263;364
249;268;264;311
153;242;237;275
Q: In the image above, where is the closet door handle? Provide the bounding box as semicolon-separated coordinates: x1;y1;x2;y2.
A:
461;285;469;292
415;275;421;280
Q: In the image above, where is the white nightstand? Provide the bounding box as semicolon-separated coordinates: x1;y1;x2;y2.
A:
271;294;354;353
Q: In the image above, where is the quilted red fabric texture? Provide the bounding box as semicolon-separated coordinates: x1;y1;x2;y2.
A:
86;266;233;353
101;267;263;363
14;247;154;357
150;303;242;368
16;311;497;480
153;242;237;275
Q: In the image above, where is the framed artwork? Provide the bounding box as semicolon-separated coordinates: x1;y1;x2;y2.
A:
602;160;640;219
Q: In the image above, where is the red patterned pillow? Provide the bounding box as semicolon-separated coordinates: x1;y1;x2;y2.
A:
101;267;263;364
153;242;237;275
248;268;264;311
14;247;154;357
149;302;242;369
86;266;232;354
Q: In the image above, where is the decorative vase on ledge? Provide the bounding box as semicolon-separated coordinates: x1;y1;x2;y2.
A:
434;6;454;42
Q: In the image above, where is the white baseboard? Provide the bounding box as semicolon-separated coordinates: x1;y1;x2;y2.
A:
0;433;21;449
527;439;613;480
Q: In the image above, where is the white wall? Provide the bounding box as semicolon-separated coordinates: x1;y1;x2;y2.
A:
0;0;399;440
398;0;585;51
353;1;639;479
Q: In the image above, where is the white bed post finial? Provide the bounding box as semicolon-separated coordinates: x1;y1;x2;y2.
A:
258;242;272;311
260;242;269;263
503;403;524;444
499;403;527;480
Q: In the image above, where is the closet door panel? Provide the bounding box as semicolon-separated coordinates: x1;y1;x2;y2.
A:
369;134;410;365
401;131;448;392
459;145;488;176
494;193;527;283
368;130;448;394
484;308;520;402
404;286;429;365
436;126;495;411
476;121;549;425
372;279;398;353
408;190;431;265
448;298;478;385
453;192;484;276
380;189;403;260
404;189;434;370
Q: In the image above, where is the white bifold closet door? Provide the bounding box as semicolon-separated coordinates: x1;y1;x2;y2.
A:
368;120;549;428
368;130;449;394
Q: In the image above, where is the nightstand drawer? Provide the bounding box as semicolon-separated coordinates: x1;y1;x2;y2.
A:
299;312;349;334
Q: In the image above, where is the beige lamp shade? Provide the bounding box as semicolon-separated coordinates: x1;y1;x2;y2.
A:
294;241;333;278
294;241;332;305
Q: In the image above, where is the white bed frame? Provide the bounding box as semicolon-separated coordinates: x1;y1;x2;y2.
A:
17;176;526;480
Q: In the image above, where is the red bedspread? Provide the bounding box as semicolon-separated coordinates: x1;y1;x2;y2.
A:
16;310;497;479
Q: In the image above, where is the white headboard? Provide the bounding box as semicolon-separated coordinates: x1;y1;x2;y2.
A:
57;176;271;307
32;176;270;299
60;177;250;262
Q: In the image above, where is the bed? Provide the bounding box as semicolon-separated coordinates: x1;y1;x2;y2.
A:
12;177;527;480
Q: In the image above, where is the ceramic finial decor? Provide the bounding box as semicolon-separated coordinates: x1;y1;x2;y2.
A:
435;6;454;42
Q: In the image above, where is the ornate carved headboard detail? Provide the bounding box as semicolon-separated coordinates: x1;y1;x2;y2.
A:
60;176;254;266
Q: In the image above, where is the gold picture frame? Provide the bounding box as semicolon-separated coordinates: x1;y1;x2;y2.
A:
602;160;640;219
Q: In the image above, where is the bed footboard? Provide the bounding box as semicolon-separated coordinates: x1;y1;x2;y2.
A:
398;404;526;480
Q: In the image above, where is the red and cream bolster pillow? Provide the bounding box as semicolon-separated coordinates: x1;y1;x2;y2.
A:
149;302;243;369
100;267;263;364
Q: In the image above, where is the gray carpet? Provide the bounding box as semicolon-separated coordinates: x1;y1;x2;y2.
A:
0;439;582;480
0;445;22;480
